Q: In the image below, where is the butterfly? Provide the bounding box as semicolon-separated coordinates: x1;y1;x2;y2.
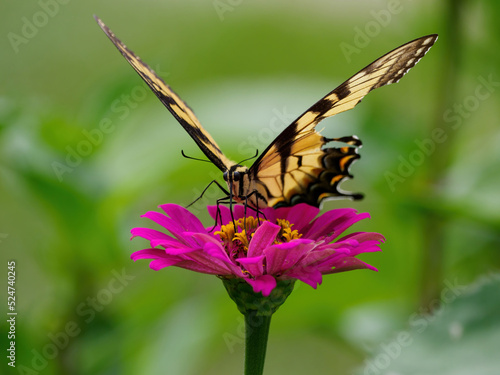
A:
95;16;437;210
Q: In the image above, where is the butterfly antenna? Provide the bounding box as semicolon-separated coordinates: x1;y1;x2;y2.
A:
181;150;212;163
237;149;259;165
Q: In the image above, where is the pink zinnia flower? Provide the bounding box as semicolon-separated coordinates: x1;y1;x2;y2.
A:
131;203;384;296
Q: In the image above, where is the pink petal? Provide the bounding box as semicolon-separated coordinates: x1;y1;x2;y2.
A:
162;258;226;274
149;258;182;270
340;231;386;243
319;257;378;274
246;275;277;296
130;248;167;261
160;204;206;232
237;255;265;277
247;221;281;257
189;232;224;247
189;233;243;276
207;204;246;224
233;205;253;220
150;238;186;249
303;208;358;239
265;240;316;275
298;247;346;266
170;251;239;274
180;244;244;276
130;227;174;242
133;239;240;275
159;244;198;255
131;249;186;271
284;267;323;289
208;205;227;223
349;241;383;256
337;232;385;250
273;203;320;232
323;213;372;242
141;211;188;240
199;238;233;263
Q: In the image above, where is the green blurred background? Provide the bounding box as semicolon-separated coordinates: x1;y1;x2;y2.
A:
1;0;499;374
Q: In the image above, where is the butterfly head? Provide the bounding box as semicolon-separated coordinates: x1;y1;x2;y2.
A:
223;164;255;205
223;164;249;183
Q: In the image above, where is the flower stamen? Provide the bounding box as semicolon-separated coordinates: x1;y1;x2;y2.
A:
216;217;262;255
276;219;302;242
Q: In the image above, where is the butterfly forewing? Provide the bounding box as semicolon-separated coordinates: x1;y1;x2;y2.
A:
250;34;437;208
94;16;234;172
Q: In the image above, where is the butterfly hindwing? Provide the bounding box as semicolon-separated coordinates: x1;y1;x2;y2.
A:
250;34;438;208
95;16;234;172
250;133;363;208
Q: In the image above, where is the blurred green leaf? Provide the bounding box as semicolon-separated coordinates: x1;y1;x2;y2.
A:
357;273;500;375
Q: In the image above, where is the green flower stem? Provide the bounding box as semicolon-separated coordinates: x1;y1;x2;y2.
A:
244;311;272;375
221;278;296;375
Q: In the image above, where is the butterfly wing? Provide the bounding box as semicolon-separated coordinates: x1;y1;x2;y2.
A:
250;34;438;208
95;16;234;172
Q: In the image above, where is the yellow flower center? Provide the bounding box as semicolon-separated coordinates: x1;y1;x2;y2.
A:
215;217;302;256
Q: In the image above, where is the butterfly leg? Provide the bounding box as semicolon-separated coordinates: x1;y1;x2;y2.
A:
207;194;238;230
228;188;236;229
208;196;227;232
243;190;266;225
186;179;231;209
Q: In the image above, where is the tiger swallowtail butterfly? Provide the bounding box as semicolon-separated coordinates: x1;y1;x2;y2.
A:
95;16;437;209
